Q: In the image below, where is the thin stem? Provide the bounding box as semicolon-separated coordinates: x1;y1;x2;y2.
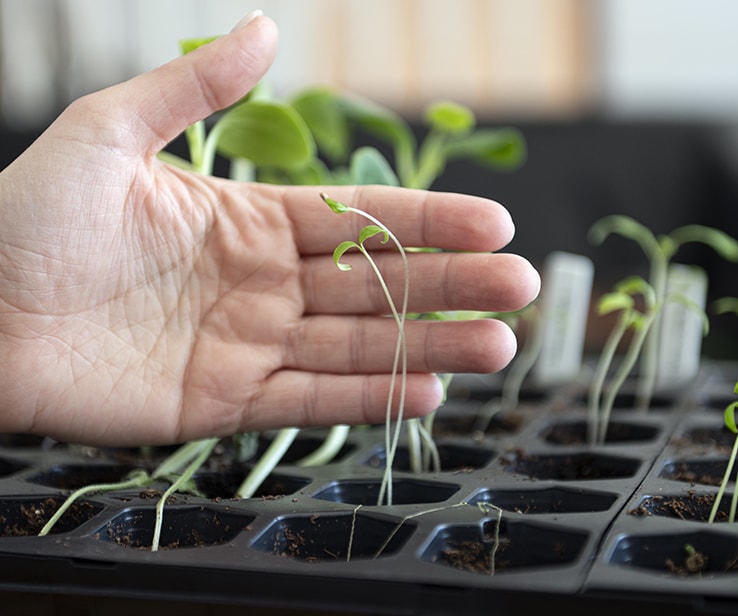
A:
236;427;300;499
38;470;151;536
588;313;630;445
151;438;218;552
296;424;351;467
598;310;656;444
708;433;738;523
637;253;668;409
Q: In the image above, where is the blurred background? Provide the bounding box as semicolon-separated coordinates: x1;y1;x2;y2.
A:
1;0;737;357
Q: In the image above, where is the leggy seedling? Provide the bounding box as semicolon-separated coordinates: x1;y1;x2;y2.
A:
321;192;423;505
587;276;707;445
589;215;738;410
708;381;738;523
708;297;738;523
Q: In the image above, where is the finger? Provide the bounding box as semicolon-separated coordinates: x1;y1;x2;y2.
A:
276;185;515;254
284;316;517;375
240;371;446;432
119;13;278;155
302;251;541;315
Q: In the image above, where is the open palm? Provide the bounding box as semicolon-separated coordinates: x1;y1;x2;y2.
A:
0;15;539;446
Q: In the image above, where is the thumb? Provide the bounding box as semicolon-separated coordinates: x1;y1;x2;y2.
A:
121;11;279;155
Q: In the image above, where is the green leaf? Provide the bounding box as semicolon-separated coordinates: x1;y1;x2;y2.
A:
442;128;526;170
214;101;315;168
333;240;360;271
339;94;416;155
358;224;389;246
349;147;400;186
588;215;660;261
597;292;634;315
424;100;475;135
669;224;738;262
289;87;350;163
714;296;738;315
179;36;218;55
614;275;652;299
724;400;738;433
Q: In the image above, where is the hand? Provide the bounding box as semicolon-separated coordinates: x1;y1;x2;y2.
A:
0;14;539;446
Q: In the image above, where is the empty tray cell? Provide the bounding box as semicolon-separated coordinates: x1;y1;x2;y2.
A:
27;464;140;490
312;477;460;506
629;492;733;522
608;530;738;576
422;517;589;575
0;495;102;536
659;459;738;486
0;456;28;479
193;468;311;499
96;505;254;549
432;409;525;439
676;425;736;452
542;419;660;445
469;486;618;514
251;510;415;561
500;451;642;480
365;442;495;473
447;380;548;406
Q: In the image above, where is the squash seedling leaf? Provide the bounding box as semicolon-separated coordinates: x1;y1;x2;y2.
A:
443;128;526;170
289;87;350;163
349;147;400;186
424;100;475;135
215;101;315;168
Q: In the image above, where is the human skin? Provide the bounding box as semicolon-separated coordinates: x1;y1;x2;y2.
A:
0;13;540;446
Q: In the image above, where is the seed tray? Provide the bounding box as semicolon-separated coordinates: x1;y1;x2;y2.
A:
0;362;736;615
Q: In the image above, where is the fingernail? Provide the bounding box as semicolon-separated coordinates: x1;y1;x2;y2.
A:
231;9;263;32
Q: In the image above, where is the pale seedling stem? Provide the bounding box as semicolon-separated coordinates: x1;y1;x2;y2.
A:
321;192;409;506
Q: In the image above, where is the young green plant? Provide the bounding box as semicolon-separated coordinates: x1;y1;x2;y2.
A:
708;297;738;523
587;275;708;445
321;192;416;505
589;216;738;410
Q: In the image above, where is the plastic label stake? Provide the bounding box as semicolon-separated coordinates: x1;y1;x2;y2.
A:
655;263;708;389
534;251;594;385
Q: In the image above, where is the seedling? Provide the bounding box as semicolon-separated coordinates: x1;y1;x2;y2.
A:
320;192;413;505
708;298;738;524
587;276;707;445
588;215;738;409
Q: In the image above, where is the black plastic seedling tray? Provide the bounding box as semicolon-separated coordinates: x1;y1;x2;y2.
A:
1;361;737;615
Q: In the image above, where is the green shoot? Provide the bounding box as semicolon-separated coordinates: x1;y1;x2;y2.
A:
588;277;658;444
321;192;409;505
588;276;708;444
588;216;738;410
708;299;738;523
708;381;738;523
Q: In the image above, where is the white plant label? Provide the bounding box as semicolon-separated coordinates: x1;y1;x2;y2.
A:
534;251;594;385
655;263;708;389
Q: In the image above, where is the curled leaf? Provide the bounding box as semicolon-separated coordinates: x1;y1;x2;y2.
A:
359;225;389;246
724;398;738;433
597;292;634;315
333;240;360;271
